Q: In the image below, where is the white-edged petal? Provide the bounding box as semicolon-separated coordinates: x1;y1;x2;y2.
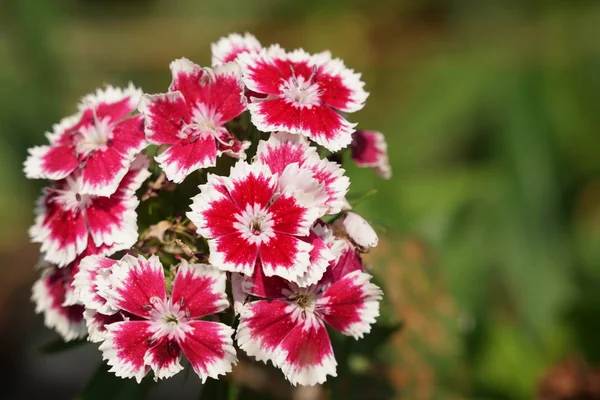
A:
72;255;118;314
278;163;329;218
317;270;382;339
31;268;86;341
180;321;238;383
78;83;142;113
99;321;152;383
211;32;262;66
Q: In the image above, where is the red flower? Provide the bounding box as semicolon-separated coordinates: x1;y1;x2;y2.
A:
235;261;382;386
138;59;249;183
238;45;368;151
24;85;146;196
188;161;330;283
89;255;237;382
29;157;149;267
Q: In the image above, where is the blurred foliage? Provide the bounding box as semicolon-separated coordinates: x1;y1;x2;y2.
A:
2;0;600;398
77;363;154;400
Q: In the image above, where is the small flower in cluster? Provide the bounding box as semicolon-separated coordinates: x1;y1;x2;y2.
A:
235;256;382;385
29;156;150;267
238;45;369;151
74;254;237;382
24;85;146;197
138;59;249;183
188;160;333;284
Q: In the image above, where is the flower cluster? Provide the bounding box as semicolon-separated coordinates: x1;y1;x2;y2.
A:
26;33;392;387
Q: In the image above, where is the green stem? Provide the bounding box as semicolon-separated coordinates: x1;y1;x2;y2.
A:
228;380;238;400
350;189;378;208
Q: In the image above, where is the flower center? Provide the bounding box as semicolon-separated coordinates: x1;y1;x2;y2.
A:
234;203;275;244
145;296;191;340
289;289;316;311
280;65;322;108
295;293;312;308
75;116;113;157
286;289;321;326
178;104;225;143
250;215;266;235
52;177;92;212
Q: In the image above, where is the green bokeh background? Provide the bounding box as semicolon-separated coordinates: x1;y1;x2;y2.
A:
1;0;600;398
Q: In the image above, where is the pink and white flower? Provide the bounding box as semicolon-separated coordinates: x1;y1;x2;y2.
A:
211;32;262;66
238;45;368;151
350;130;391;179
29;157;150;267
188;160;329;282
255;132;349;214
97;255;236;382
24;84;146;197
236;263;382;386
138;59;249;183
32;263;86;341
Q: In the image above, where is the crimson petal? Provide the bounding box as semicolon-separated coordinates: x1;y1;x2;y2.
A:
179;321;237;382
106;255;167;319
317;271;382;339
100;320;153;383
170;261;229;319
